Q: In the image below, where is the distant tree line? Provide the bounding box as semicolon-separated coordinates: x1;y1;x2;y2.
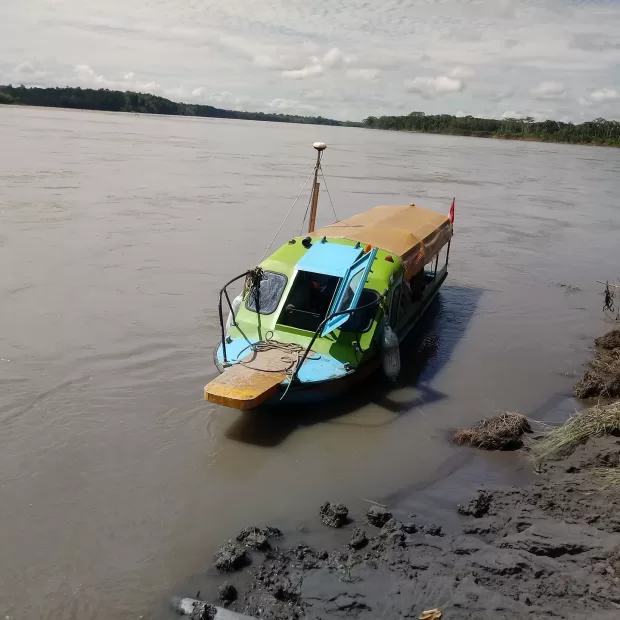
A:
363;111;620;147
3;85;618;147
0;85;359;127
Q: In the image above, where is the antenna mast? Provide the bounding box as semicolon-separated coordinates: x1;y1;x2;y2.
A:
308;142;327;233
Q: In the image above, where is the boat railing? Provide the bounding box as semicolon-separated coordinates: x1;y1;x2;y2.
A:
217;269;257;364
218;269;385;376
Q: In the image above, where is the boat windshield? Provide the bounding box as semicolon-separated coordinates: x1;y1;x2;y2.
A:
278;271;340;332
321;248;378;336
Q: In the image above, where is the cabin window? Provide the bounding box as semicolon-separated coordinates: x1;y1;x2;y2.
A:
279;271;340;332
390;284;402;327
340;289;380;333
245;271;288;315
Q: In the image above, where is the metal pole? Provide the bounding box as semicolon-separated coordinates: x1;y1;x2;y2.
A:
308;143;326;233
445;240;452;266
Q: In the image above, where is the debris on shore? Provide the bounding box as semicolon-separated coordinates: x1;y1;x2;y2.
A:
365;504;392;527
219;583;238;605
457;490;493;518
319;502;349;528
348;527;368;550
214;541;250;572
453;412;531;450
173;597;256;620
236;526;282;551
574;328;620;399
172;597;217;619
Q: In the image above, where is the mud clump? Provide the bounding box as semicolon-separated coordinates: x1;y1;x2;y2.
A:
213;540;250;572
596;328;620;350
365;504;392;527
420;523;444;537
454;413;531;450
271;578;301;603
349;527;368;550
574;368;620;399
458;490;493;518
236;525;282;550
319;502;348;528
574;369;608;399
218;583;238;605
378;518;406;547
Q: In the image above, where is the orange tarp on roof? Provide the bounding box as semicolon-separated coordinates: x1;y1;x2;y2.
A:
313;204;453;279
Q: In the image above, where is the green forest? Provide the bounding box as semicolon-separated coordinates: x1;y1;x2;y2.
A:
0;85;353;126
363;112;620;147
2;85;619;147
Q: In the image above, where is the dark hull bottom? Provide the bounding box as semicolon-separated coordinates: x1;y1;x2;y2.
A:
265;358;381;407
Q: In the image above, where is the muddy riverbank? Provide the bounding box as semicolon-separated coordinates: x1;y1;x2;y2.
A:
185;435;620;620
178;334;620;620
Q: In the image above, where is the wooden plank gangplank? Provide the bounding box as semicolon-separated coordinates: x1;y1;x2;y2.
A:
204;364;286;409
205;346;295;409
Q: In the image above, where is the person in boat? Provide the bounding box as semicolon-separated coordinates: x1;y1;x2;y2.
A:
407;268;426;301
284;272;335;319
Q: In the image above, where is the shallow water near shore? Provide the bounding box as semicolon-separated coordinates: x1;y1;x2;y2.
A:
1;106;620;619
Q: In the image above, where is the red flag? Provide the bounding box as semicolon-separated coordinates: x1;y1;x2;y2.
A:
449;198;455;224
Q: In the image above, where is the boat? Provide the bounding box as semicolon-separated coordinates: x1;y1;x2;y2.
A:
204;143;454;409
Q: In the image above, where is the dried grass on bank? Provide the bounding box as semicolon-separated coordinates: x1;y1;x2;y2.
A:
530;401;620;462
453;413;531;450
589;467;620;491
574;328;620;399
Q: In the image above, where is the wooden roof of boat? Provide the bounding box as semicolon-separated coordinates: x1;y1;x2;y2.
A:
313;204;453;279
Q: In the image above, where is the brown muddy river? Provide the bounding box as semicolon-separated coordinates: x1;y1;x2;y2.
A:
1;106;619;619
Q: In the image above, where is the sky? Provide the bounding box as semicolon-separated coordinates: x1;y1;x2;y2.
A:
1;0;620;122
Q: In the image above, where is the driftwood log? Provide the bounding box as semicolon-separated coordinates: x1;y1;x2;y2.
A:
172;597;257;620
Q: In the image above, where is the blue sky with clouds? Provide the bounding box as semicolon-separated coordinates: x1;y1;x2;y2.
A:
1;0;619;121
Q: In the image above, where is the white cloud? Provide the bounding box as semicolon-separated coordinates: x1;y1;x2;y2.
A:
9;60;50;84
253;53;304;71
322;47;345;69
303;89;324;101
73;64;110;87
282;64;324;79
530;81;566;100
69;64;164;94
587;87;619;103
501;110;528;120
346;68;380;82
2;0;620;121
405;75;464;98
449;66;475;79
14;61;41;75
206;91;247;108
267;98;317;113
577;96;594;108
